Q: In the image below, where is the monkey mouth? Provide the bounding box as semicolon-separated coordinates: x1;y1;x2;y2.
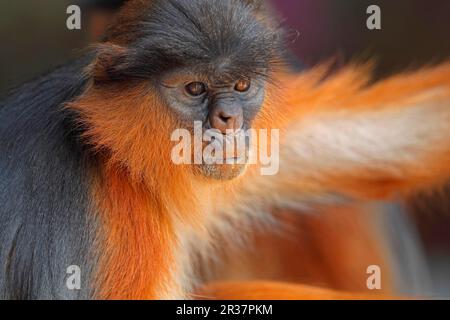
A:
201;131;250;163
223;155;247;164
202;143;249;164
195;148;249;181
187;129;251;180
202;152;248;164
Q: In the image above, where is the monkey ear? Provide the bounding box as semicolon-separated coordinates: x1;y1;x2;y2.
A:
89;43;130;83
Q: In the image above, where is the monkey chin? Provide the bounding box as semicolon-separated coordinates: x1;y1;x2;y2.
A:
193;143;250;181
195;162;248;181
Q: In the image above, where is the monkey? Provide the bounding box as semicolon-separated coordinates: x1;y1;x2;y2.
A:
1;0;450;300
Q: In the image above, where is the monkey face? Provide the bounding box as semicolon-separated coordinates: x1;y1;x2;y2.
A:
160;68;266;180
83;0;283;182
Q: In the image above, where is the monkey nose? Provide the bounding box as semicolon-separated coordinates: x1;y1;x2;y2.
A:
209;105;244;134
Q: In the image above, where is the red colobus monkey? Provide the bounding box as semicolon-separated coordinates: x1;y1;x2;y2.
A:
0;0;449;299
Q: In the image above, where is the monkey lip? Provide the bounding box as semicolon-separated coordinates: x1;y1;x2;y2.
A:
196;160;248;181
223;156;246;164
201;155;248;165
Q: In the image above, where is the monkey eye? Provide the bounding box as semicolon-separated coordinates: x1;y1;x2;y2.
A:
234;79;251;92
185;82;207;96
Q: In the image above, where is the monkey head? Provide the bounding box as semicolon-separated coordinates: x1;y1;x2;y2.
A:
74;0;284;182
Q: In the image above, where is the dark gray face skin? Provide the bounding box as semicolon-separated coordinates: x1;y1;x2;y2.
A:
160;66;266;180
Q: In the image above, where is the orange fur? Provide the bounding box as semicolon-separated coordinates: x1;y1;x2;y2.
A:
68;55;450;299
69;82;203;299
68;81;200;220
249;63;450;202
92;165;177;299
208;205;395;294
196;281;398;300
281;63;450;115
105;0;155;45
